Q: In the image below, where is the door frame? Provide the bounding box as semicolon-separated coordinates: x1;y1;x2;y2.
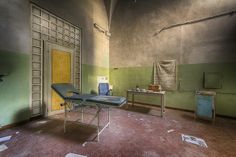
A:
43;41;76;116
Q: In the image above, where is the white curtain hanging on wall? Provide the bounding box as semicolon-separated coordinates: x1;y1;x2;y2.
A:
154;60;177;90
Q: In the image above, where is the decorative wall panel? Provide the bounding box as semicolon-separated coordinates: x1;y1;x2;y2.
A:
31;4;81;116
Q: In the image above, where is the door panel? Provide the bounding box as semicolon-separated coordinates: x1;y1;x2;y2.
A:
51;49;71;111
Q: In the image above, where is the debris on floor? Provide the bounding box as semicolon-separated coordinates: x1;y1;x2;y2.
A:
167;129;174;133
38;120;48;124
143;150;159;157
128;113;135;118
53;115;60;118
65;153;87;157
82;142;87;147
181;134;208;148
0;144;8;152
30;120;49;128
16;131;20;134
172;120;178;123
0;135;12;143
35;130;43;134
160;136;165;142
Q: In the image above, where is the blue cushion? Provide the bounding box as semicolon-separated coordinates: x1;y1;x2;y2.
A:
51;83;95;101
98;83;110;95
51;83;78;99
86;95;126;107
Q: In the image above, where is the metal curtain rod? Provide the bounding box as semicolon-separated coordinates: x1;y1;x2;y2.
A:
153;10;236;36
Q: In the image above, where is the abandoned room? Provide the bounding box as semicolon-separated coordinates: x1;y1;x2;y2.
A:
0;0;236;156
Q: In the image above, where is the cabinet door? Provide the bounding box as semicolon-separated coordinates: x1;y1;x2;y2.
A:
196;95;213;119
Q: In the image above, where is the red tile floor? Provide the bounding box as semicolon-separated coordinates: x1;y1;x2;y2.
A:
0;105;236;157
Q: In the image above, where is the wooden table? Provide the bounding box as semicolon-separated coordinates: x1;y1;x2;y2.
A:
126;90;166;117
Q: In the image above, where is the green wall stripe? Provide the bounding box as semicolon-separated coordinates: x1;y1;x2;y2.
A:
0;50;30;126
82;64;109;94
110;62;236;117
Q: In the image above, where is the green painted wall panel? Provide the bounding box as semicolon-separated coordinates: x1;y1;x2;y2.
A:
179;63;236;93
110;67;153;95
0;50;30;126
82;64;109;94
216;94;236;117
110;63;236;117
166;92;195;111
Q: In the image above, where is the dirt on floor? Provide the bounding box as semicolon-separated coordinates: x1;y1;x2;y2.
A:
0;105;236;157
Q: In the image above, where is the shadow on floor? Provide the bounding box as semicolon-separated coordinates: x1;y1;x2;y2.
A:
120;104;151;114
15;110;108;145
181;114;195;121
181;113;214;125
120;104;163;117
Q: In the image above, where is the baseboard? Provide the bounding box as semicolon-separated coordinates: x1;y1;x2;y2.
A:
215;114;236;120
128;101;236;119
0;115;44;131
0;119;29;131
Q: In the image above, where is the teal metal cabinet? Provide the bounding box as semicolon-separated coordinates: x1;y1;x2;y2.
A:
195;91;216;121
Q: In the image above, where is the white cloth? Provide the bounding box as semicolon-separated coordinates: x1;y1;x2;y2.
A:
155;60;177;90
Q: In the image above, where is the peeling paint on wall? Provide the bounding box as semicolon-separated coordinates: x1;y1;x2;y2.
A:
110;0;236;67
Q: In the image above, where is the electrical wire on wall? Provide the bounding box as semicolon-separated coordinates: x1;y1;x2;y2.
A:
153;10;236;37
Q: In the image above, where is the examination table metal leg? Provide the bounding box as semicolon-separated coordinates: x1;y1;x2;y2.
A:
64;103;67;133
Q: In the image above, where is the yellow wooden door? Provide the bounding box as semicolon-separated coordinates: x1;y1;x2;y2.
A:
51;49;71;111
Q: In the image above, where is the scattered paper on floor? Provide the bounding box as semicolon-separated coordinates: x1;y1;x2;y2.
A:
181;134;207;148
0;135;12;143
0;144;8;152
167;129;174;133
65;153;87;157
82;142;87;147
172;120;178;123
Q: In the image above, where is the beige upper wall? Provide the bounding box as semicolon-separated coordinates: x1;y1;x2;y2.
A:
110;0;236;67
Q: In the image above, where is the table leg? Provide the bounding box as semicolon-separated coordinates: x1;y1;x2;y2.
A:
107;107;110;127
81;107;84;123
126;91;129;105
132;93;134;106
163;94;165;113
64;103;67;133
161;95;164;117
97;107;100;142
